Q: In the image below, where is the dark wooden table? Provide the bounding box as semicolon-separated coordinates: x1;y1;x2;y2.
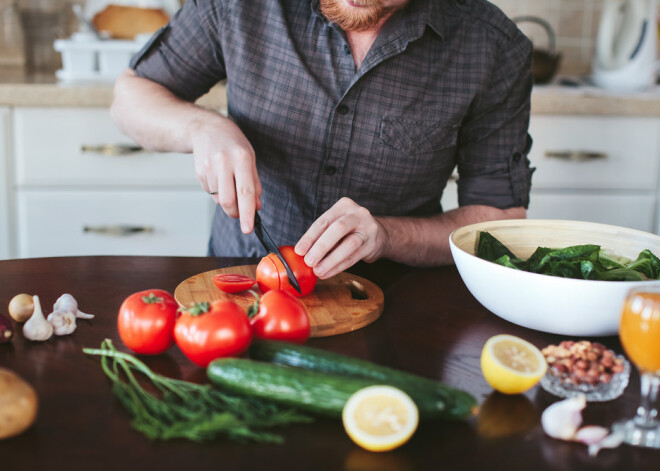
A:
1;256;658;471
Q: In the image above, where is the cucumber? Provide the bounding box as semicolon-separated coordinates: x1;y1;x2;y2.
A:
207;358;459;419
249;340;477;420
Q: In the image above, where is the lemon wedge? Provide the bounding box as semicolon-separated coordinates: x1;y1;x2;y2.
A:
342;385;419;452
481;334;547;394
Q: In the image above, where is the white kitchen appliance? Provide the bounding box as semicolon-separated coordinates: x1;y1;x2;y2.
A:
592;0;659;91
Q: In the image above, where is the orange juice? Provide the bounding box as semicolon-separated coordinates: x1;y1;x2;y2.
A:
620;290;660;373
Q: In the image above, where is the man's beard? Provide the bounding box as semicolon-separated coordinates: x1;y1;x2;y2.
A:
320;0;396;32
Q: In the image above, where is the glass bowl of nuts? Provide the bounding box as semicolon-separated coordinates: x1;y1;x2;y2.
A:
539;340;630;402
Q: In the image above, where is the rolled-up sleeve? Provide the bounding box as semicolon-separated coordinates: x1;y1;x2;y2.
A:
129;0;227;102
455;28;535;210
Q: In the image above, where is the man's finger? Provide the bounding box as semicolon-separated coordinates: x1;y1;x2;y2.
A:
215;159;238;218
314;237;365;279
303;218;355;267
295;214;334;258
234;162;257;233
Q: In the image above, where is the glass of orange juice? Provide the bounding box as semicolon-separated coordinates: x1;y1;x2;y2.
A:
613;286;660;448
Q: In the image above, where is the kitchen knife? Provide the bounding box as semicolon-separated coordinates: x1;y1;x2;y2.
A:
253;211;302;294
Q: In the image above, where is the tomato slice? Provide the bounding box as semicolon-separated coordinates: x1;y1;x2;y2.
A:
212;273;257;293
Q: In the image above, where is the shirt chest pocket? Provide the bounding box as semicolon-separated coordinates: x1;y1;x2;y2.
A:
379;117;459;155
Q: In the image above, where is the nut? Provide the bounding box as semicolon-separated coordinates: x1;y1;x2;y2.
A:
543;339;624;387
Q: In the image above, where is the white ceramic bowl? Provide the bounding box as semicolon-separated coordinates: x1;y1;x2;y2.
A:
449;219;660;336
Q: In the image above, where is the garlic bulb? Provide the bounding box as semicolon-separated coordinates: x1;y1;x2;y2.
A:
53;294;94;319
23;296;53;341
541;394;623;457
47;310;77;336
541;395;586;440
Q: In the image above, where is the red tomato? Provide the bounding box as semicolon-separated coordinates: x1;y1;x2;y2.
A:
256;245;317;297
117;289;179;355
250;290;310;343
212;273;257;293
174;300;252;367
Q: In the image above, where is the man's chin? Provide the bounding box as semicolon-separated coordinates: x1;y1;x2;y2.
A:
321;0;384;31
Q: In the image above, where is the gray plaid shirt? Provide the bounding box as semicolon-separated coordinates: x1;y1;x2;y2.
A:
131;0;534;257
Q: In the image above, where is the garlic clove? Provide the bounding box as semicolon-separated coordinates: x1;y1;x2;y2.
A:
23;295;53;341
587;430;624;457
541;394;586;440
47;310;77;336
574;425;610;445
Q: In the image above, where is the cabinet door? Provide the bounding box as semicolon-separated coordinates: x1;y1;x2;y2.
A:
13;107;200;187
16;190;215;257
0;108;10;259
527;192;656;233
528;116;660;191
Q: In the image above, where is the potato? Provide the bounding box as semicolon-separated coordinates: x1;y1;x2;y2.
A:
0;368;38;440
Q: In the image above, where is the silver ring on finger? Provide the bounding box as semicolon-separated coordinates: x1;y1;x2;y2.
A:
352;231;366;245
208;191;218;195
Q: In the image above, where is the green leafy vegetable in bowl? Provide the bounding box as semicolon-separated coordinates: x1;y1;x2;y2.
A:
477;231;660;281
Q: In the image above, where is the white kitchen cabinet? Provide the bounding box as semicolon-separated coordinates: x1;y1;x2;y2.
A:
441;115;660;233
16;189;212;257
0;108;11;259
13;108;199;187
528;116;660;191
528;116;660;232
9;107;215;259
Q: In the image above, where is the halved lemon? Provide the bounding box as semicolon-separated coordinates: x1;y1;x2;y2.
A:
480;334;547;394
342;385;419;452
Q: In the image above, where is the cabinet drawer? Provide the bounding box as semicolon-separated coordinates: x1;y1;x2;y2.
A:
527;192;656;233
13;108;198;187
16;190;214;257
528;116;660;190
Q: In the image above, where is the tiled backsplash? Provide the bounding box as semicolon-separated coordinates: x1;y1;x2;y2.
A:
491;0;605;76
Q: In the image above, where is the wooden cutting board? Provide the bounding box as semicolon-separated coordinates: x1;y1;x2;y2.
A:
174;265;384;337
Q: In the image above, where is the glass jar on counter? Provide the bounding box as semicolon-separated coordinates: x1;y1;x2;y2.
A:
0;0;25;67
18;0;67;72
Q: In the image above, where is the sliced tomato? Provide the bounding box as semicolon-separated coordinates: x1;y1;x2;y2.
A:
256;246;317;297
212;273;257;293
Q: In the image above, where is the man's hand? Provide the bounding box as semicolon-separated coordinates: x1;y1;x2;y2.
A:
294;198;388;279
111;69;261;234
295;197;526;279
190;119;262;233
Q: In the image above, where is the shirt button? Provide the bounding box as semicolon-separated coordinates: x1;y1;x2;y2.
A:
337;104;349;115
324;165;337;176
512;152;522;162
344;44;351;55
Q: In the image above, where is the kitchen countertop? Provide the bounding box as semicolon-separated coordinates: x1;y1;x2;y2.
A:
1;255;658;471
0;70;659;116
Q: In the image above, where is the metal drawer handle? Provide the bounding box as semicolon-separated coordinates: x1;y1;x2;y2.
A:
81;144;144;156
83;225;155;236
544;151;608;162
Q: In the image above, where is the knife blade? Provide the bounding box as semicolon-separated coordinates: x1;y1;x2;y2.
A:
253;211;302;294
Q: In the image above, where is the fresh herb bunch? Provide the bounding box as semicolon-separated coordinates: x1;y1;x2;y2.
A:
477;231;660;281
83;339;312;443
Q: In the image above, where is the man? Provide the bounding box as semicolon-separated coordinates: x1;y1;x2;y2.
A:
111;0;534;279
